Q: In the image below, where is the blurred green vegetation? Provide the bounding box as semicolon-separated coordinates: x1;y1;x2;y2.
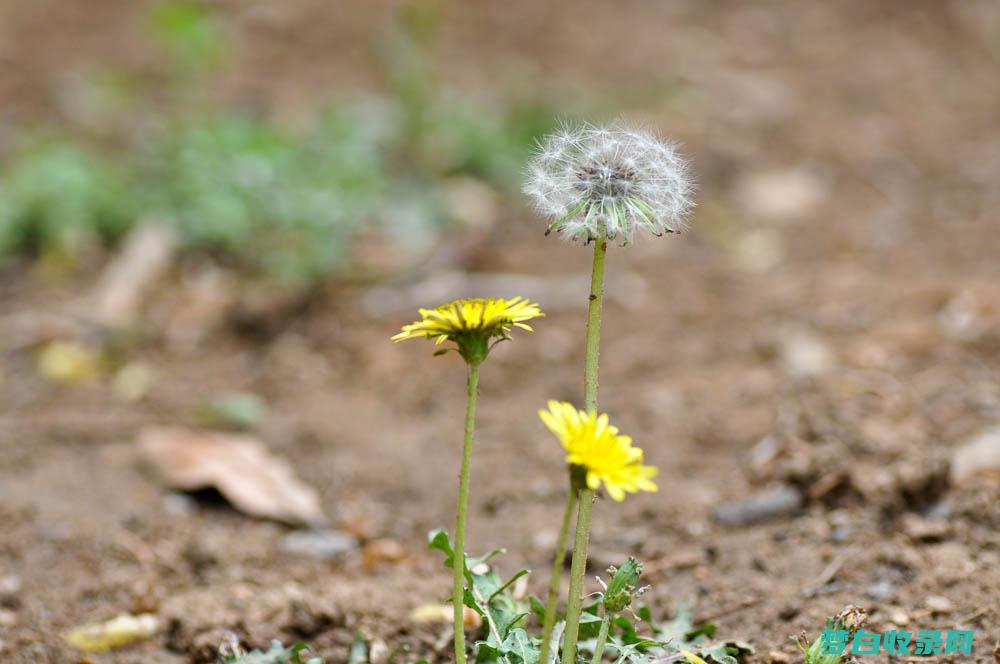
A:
0;0;559;284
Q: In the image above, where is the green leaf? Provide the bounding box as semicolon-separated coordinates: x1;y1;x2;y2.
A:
491;608;528;641
222;640;323;664
502;628;539;664
529;596;546;624
464;588;487;618
577;609;604;641
686;622;717;641
427;528;456;568
489;569;530;603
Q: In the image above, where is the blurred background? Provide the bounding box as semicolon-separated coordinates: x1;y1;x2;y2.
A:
1;0;998;661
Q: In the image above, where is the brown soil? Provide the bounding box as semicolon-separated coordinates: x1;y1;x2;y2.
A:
1;1;999;662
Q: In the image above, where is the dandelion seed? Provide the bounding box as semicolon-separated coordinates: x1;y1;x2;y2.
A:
392;297;544;365
539;400;659;502
524;122;694;244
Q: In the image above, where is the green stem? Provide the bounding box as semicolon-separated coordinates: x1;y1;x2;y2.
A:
561;239;608;664
453;361;481;664
561;488;595;664
590;611;613;664
583;239;607;412
539;487;578;664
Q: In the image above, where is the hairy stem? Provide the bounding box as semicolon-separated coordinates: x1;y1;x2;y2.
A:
561;488;595;664
538;487;578;664
583;239;607;413
561;239;608;664
590;611;613;664
453;361;481;664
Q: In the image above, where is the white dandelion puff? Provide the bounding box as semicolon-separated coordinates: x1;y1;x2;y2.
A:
523;122;695;244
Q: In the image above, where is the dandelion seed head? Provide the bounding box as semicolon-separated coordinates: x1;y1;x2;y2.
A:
523;122;695;244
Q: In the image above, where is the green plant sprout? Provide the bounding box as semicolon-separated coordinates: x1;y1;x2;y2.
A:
219;639;322;664
0;0;557;284
393;297;544;664
793;606;869;664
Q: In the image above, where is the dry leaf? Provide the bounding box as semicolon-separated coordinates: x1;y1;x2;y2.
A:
410;603;481;628
64;613;159;652
138;427;326;526
90;222;175;330
36;341;102;384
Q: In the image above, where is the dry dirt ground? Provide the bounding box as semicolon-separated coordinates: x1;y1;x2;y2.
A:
1;1;999;662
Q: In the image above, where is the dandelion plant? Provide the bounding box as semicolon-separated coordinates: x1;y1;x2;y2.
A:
393;297;544;664
525;123;693;664
538;401;659;663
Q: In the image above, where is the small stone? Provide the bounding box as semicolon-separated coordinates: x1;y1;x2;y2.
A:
162;493;198;515
830;526;852;544
0;575;20;597
713;485;803;526
0;609;15;627
924;501;952;519
925;595;954;613
362;539;406;570
768;651;794;664
901;513;951;542
866;578;895;601
951;427;1000;483
890;609;910;626
280;529;359;559
780;330;835;379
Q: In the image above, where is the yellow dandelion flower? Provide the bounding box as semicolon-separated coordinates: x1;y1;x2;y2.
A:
539;400;658;502
392;297;544;364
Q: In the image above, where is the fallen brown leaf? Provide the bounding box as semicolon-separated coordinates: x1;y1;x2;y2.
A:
138;427;325;526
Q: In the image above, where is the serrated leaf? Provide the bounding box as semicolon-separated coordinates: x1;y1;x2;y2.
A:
492;608;528;641
501;628;539;664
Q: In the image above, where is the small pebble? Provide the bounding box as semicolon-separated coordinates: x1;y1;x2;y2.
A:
280;529;358;559
780;330;835;379
830;526;852;543
163;493;198;515
768;651;794;664
0;575;21;597
713;485;804;525
890;609;910;626
923;501;952;520
925;595;953;613
867;578;896;601
951;426;1000;483
902;514;951;542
